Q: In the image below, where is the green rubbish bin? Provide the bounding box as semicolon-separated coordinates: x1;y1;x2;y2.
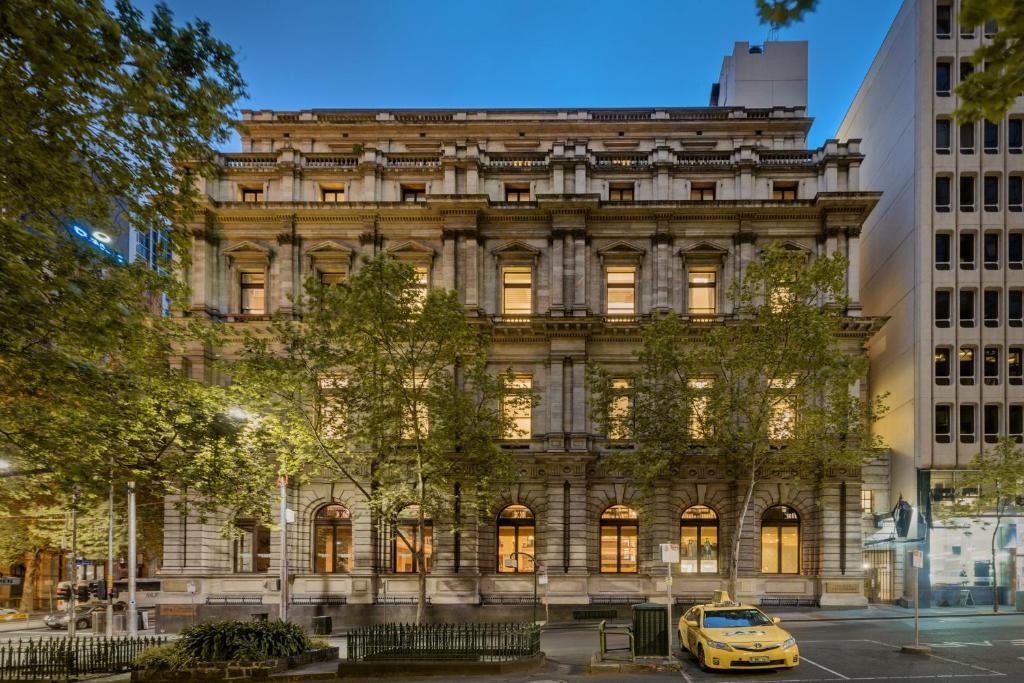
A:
632;602;669;657
1016;591;1024;612
311;615;332;635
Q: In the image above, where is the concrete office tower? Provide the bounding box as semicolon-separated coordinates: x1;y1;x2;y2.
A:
159;46;881;627
710;41;809;109
838;0;1024;607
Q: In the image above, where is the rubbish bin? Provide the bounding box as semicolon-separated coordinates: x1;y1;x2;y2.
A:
92;610;107;634
632;603;668;656
1016;591;1024;612
311;615;332;635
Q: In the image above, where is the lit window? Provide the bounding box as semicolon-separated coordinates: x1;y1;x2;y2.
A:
770;285;794;312
410;265;429;308
321;187;345;202
687;270;717;314
861;490;874;514
320;271;345;287
496;505;535;573
1009;347;1023;385
401;375;429;440
772;183;797;200
984;347;999;385
608;378;633;440
959;346;975;385
240;272;266;315
393;505;432;573
935;347;951;385
504;184;530;202
502;375;532;439
502;266;532;315
688;378;712;439
313;504;352;574
401;184;426;202
241;187;264;202
600;505;639;573
761;505;800;574
233;520;270;573
691;184;716;200
680;505;718;574
768;397;795;440
608;183;635;202
935;404;952;443
607;266;636;315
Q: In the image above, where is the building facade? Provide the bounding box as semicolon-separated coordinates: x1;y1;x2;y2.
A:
838;0;1024;607
162;42;886;624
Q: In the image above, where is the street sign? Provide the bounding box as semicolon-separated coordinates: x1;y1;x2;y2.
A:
186;581;196;595
660;543;679;564
539;574;549;585
0;577;21;586
911;550;924;568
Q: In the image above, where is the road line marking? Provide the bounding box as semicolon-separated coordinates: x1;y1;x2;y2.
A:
678;663;695;683
799;655;851;679
863;639;1007;676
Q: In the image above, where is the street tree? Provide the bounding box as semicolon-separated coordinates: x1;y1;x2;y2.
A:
228;255;534;623
754;0;1023;123
0;0;250;501
590;243;884;596
936;437;1024;613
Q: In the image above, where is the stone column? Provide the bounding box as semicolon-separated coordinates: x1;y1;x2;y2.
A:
653;233;670;312
570;357;586;447
443;163;456;194
466;164;479;195
550;234;564;314
552;165;565;194
190;230;208;315
847;228;862;312
547;356;565;451
441;230;457;291
463;234;480;310
575;163;587;194
572;233;587;313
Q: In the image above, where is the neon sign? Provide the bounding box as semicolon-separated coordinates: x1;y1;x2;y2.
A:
69;224;125;265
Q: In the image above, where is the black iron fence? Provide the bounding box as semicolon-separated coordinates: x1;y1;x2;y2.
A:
346;622;540;662
0;636;165;680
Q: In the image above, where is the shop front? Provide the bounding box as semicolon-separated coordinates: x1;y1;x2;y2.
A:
929;516;1021;607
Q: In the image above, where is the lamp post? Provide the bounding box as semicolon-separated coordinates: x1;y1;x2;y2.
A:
505;552;537;625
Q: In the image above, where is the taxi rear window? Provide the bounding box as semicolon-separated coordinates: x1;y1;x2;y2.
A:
702;609;773;628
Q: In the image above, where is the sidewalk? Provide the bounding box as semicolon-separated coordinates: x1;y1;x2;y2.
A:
0;616;44;632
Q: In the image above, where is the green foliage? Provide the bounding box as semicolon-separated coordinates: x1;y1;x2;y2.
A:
589;243;885;591
755;0;818;29
955;0;1024;122
178;620;311;662
133;642;198;671
226;255;534;621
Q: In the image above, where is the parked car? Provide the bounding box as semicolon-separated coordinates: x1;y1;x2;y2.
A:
0;608;28;621
678;593;799;672
45;603;124;630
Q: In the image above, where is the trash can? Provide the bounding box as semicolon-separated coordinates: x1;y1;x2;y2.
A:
311;615;332;635
92;610;107;634
632;603;669;656
1016;591;1024;612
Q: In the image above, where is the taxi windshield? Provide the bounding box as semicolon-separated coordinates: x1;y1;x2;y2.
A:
702;609;773;628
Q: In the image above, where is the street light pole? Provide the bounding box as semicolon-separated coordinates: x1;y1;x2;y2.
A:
127;481;137;635
278;475;289;622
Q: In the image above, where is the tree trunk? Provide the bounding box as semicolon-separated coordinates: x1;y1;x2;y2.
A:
730;472;758;599
18;550;40;613
415;466;426;625
991;513;1001;613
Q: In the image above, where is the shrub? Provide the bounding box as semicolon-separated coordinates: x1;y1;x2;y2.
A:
178;619;312;662
133;642;196;670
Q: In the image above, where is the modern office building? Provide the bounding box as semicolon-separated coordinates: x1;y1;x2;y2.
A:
160;41;886;625
838;0;1024;606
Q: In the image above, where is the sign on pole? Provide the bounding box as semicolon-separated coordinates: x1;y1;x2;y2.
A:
660;543;679;564
911;550;924;568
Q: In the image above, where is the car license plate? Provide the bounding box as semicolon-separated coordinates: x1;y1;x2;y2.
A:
750;656;769;664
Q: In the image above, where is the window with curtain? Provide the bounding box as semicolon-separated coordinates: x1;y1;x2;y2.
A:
240;271;266;315
313;504;352;574
687;269;717;314
233;519;271;573
606;266;636;314
394;505;432;573
496;505;535;573
609;378;633;440
680;505;718;574
502;375;533;439
761;506;800;574
502;266;532;315
600;505;639;573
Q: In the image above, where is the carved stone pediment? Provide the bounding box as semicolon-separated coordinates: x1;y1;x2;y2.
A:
597;240;645;263
223;240;271;266
491;240;541;261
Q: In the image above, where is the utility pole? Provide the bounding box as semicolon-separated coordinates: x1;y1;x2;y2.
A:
67;494;78;638
278;475;289;622
106;477;114;636
127;481;137;635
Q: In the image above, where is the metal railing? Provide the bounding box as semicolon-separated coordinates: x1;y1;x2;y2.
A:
346;622;540;662
0;636;165;680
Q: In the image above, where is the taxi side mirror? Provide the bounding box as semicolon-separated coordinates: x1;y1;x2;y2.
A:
772;617;782;625
686;619;698;627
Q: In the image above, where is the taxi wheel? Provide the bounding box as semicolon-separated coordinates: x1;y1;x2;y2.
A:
76;618;89;630
697;645;712;672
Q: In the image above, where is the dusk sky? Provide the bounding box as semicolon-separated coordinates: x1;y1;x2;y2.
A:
150;0;902;149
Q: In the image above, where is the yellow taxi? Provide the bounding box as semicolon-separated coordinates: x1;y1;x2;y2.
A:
678;593;799;671
0;608;28;622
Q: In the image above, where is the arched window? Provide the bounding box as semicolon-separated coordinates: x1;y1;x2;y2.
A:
394;505;432;573
497;504;535;573
234;519;271;573
600;505;639;573
680;505;718;574
313;504;352;574
761;505;800;574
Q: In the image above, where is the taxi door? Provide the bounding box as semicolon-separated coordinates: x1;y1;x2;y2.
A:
681;607;702;654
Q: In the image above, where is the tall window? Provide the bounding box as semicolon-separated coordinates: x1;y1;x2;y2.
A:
1009;347;1023;385
936;61;951;96
1010;233;1023;267
772;182;797;200
768;377;796;441
984;175;1000;211
935;233;951;269
241;187;264;202
313;504;352;574
936;2;951;37
960;232;976;267
609;378;633;440
502;266;532;315
984;120;999;154
935;290;952;327
984;404;1000;443
960;404;976;443
959;60;974;82
606;266;636;314
984;233;999;269
401;375;429;440
496;505;535;573
1010;118;1023;153
960;122;975;154
960;289;975;327
1010;290;1023;327
321;187;345;202
936;176;951;211
394;505;432;573
861;490;874;514
935;404;952;443
761;506;800;574
600;505;638;573
680;506;718;574
984;347;999;385
960;176;976;212
936;119;951;154
984;289;999;327
608;183;635;202
233;520;270;573
411;265;429;308
691;183;716;200
505;184;530;202
1010;177;1023;212
687;269;717;314
502;375;533;439
240;272;266;315
1010;405;1024;442
959;346;975;385
689;378;712;440
934;347;951;385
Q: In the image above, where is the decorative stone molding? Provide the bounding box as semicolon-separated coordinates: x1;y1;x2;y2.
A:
305;240;355;276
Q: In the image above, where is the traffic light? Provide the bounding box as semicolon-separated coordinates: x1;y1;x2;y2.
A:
88;579;107;601
55;582;71;601
76;585;90;603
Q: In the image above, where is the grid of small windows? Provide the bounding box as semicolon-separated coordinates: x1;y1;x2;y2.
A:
936;404;1023;443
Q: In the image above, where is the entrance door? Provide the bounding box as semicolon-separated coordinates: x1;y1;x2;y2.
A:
863;549;895;603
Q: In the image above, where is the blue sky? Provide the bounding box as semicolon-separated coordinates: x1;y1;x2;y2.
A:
151;0;902;149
